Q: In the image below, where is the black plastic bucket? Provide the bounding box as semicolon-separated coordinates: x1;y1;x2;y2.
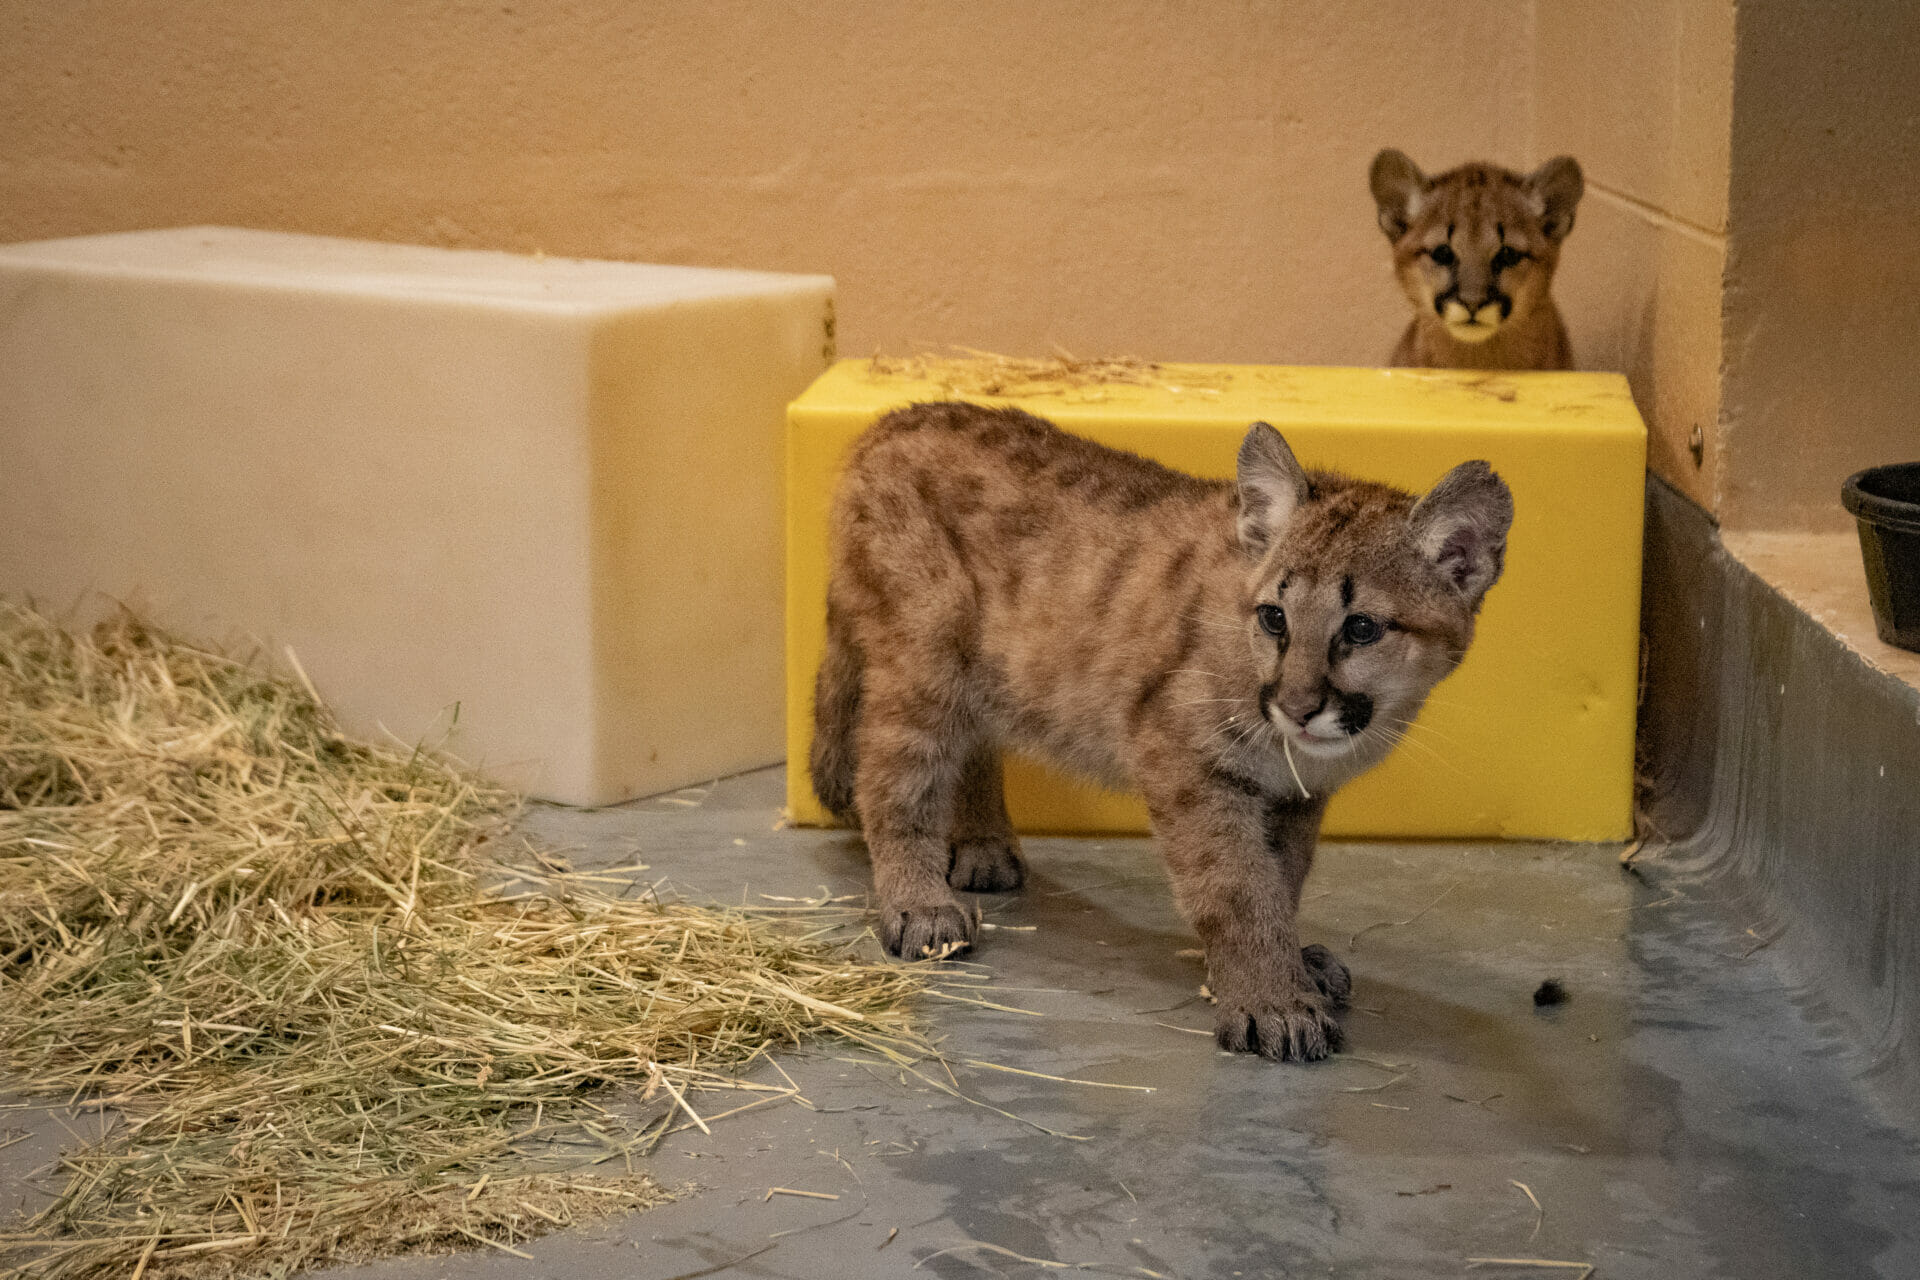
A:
1842;462;1920;653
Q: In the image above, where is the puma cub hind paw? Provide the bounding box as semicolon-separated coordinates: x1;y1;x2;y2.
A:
1214;992;1344;1062
881;898;978;960
947;838;1026;893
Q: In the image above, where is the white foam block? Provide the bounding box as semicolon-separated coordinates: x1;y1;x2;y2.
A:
0;227;834;804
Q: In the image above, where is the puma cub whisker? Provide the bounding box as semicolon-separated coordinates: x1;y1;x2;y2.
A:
812;402;1513;1061
1371;148;1585;371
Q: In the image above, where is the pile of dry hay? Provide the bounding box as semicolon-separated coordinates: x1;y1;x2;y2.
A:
866;347;1228;400
0;603;924;1278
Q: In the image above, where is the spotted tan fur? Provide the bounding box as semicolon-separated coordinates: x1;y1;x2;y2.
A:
1370;149;1585;371
812;402;1512;1061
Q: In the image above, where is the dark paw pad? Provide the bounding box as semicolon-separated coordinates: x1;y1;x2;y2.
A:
880;900;978;960
1301;944;1352;1010
1214;994;1344;1062
947;838;1026;893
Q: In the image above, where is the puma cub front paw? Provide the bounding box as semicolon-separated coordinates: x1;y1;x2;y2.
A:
1214;989;1345;1063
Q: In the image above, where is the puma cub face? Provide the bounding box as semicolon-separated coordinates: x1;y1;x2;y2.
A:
812;402;1512;1061
1370;149;1584;370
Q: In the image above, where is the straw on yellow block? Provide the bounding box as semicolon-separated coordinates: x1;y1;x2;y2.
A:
785;358;1645;842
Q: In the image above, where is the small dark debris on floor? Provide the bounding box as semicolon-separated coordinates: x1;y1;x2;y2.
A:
1533;978;1569;1008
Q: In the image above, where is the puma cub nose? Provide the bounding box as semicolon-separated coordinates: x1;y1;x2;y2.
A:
1276;692;1326;727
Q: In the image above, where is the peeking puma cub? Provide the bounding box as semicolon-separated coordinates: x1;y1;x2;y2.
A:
1370;149;1584;370
812;403;1512;1060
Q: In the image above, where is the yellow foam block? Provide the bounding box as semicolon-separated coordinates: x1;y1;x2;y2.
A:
786;360;1645;841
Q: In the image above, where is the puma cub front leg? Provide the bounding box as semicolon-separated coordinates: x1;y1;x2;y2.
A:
1152;785;1343;1062
853;668;977;961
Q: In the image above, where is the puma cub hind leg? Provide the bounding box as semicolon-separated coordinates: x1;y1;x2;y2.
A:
947;746;1026;894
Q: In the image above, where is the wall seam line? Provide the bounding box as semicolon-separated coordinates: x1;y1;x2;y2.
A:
1586;182;1727;248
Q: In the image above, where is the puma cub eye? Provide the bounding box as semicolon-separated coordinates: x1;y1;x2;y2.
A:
1428;244;1457;267
1492;245;1526;271
1255;604;1287;638
1342;614;1384;646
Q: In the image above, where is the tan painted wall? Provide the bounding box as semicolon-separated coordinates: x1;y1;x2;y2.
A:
1719;0;1920;532
1536;0;1920;534
0;1;1531;368
1534;0;1735;515
14;2;1903;537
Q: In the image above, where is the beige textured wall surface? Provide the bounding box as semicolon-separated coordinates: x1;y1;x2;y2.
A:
0;1;1532;368
1534;0;1734;514
1719;0;1920;532
24;2;1903;539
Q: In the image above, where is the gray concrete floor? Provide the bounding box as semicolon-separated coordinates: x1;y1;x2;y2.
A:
13;767;1920;1278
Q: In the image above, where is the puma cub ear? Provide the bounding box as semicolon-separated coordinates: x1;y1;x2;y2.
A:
1528;155;1585;242
1369;148;1428;240
1409;461;1514;609
1236;422;1310;557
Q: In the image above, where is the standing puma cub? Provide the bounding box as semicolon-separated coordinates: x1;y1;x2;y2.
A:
1370;149;1584;370
812;402;1512;1061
